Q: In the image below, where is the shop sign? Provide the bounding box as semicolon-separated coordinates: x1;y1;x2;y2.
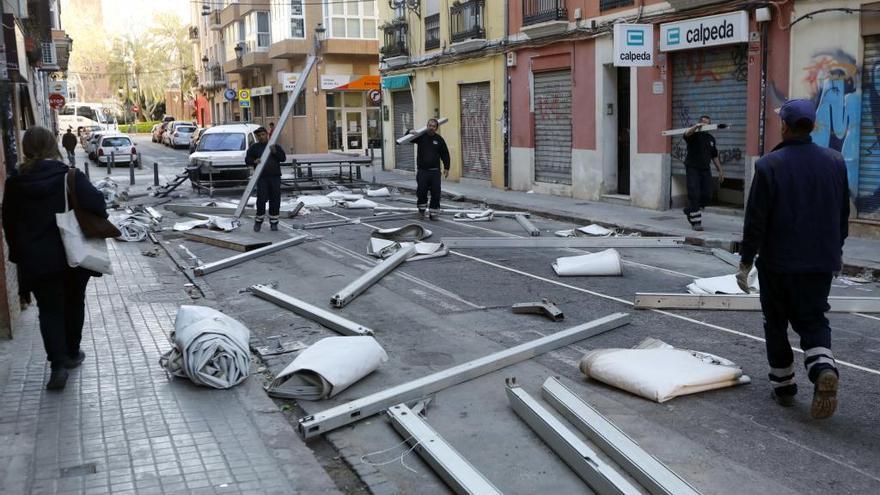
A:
613;24;653;67
660;11;749;52
279;72;300;91
251;85;272;97
321;75;381;91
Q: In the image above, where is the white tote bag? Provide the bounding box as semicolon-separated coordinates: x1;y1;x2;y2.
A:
55;176;113;275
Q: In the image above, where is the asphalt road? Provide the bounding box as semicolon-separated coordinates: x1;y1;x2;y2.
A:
147;140;880;495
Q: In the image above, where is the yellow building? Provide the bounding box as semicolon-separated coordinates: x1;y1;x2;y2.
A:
379;0;506;187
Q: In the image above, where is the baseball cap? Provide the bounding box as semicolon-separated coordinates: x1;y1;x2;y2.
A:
776;99;816;125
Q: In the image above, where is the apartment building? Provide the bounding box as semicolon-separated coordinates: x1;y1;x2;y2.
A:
191;0;380;154
378;0;506;187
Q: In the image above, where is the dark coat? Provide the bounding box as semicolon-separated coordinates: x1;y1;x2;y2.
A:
245;142;286;177
61;132;78;152
410;133;451;171
2;159;108;288
741;137;849;273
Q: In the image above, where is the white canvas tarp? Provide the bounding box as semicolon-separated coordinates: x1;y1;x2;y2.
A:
687;266;759;295
552;249;622;276
268;336;388;400
365;187;391;197
159;305;251;389
294;195;336;209
579;338;750;403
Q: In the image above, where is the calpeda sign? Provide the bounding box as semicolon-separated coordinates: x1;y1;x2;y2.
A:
660;11;749;52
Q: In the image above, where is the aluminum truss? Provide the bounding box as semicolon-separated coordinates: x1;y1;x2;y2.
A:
515;215;541;236
442;237;685;249
297;313;629;439
373;206;530;218
250;285;374;336
634;293;880;313
330;244;416;308
386;403;502;495
541;377;701;495
506;381;640;495
193;235;308;276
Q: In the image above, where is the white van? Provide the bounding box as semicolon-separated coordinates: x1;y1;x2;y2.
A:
188;124;261;167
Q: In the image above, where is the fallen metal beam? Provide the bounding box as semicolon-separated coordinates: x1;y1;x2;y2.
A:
194;235;308;276
374;206;530;218
250;284;373;336
541;377;701;495
515;215;541;236
443;237;685;249
633;293;880;313
506;381;640;495
386;404;503;495
711;248;740;267
512;300;564;321
145;206;163;222
290;201;305;218
297;313;630;439
396;117;450;144
165;204;253;216
330;244;417;308
293;212;418;230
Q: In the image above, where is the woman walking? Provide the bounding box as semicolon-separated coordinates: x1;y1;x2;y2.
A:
2;126;108;390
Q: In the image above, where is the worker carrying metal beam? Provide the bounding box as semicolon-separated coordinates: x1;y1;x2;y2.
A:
405;119;451;220
246;126;286;231
738;98;849;420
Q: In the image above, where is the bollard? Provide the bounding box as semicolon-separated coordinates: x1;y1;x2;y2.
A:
129;159;135;185
108;152;114;175
153;162;159;186
84;160;90;180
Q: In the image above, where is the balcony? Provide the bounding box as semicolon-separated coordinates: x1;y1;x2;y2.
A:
219;2;241;28
200;65;227;91
381;21;409;67
209;11;222;31
425;13;440;51
450;0;485;48
188;25;199;42
246;35;271;54
521;0;568;39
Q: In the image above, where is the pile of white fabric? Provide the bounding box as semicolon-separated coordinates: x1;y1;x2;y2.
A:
555;224;617;237
159;306;251;389
115;212;155;242
94;178;128;207
552;249;622;276
687;266;759;294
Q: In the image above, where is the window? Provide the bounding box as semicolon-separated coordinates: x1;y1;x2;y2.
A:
600;0;635;10
245;12;271;52
101;137;132;148
325;0;377;39
278;91;306;116
425;14;440;51
271;0;305;42
198;133;246;152
253;96;263;117
265;95;275;117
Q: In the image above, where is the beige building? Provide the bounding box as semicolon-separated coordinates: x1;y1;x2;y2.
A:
190;0;381;155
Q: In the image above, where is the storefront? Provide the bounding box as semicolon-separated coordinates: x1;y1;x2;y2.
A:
322;75;381;154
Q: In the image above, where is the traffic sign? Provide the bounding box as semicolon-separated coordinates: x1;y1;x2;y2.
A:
238;89;251;108
131;104;140;113
49;93;65;109
224;89;237;101
368;89;382;104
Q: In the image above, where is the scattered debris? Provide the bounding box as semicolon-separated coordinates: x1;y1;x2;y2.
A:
330;244;417;308
365;187;391;197
515;214;541;236
94;177;128;207
194;235;309;276
372;224;432;242
555;224;615;237
267;336;388;400
453;210;494;222
141;247;160;257
340;198;378;209
553;249;622;277
250;285;375;336
512;299;564;321
115;212;155;242
159;305;251;389
442;237;683;248
711;248;740;268
253;337;307;357
687;268;758;295
633;293;880;313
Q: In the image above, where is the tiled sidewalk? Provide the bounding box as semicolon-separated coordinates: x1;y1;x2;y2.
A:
0;241;339;495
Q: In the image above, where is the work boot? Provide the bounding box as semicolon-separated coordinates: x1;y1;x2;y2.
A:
692;223;704;232
253;221;263;232
428;209;438;221
270;222;279;232
771;390;796;407
418;208;426;219
46;367;69;391
65;350;86;369
811;369;839;419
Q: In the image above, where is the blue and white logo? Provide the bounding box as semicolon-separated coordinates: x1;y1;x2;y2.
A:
667;27;681;45
626;29;644;46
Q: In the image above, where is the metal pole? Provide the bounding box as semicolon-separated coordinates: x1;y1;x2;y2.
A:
234;55;318;218
84;160;90;180
634;293;880;313
330;244;416;308
194;235;309;276
129;159;135;185
250;285;373;336
297;313;630;439
441;236;686;249
108;152;113;175
153;162;159;186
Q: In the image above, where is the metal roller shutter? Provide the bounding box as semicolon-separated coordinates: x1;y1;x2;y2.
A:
393;91;415;171
859;35;880;220
460;83;492;180
671;45;748;179
534;70;572;185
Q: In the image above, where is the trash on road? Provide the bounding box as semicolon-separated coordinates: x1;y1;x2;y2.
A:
365;187;391;197
294;195;335;209
579;337;750;403
512;299;564;321
159;305;251;389
340;198;378;209
94;177;128;207
371;224;432;242
555;224;615;237
687;268;758;295
454;210;494;222
115;212;155;242
553;249;623;276
267;336;388;400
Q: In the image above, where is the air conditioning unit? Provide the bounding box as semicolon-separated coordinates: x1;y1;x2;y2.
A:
506;52;516;68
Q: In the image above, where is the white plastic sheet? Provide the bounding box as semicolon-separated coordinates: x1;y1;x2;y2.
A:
552;249;622;276
579;338;749;403
172;216;237;232
294;195;336;209
340;198;378;209
367;238;447;261
327;191;364;201
365;187;391;197
159;306;251;389
555;224;614;237
453;210;494;222
268;336;388;400
687;266;759;295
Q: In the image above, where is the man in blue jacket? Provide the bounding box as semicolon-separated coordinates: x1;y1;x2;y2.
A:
737;99;849;419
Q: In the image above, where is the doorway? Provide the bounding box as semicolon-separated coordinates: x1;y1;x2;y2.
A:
345;111;364;151
616;67;631;195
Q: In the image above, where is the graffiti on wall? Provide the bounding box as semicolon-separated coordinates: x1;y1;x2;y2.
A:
803;50;861;195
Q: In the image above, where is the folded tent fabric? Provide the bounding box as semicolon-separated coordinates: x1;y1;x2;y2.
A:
552;249;623;276
365;187;391;197
687;266;759;295
340;198;378;209
294;195;335;209
371;224;432;242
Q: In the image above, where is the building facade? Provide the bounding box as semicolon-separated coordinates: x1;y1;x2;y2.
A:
191;0;381;155
378;0;506;187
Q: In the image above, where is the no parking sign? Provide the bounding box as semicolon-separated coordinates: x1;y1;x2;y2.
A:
238;89;251;108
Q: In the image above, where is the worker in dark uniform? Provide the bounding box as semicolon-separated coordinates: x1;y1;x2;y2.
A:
406;119;450;220
682;115;724;231
738;99;849;419
245;127;286;231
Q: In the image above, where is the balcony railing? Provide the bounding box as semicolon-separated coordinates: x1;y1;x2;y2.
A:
523;0;568;26
450;0;485;44
425;13;440;50
381;21;409;58
188;25;199;41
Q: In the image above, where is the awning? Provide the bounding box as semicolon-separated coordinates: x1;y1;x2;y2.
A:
381;74;411;90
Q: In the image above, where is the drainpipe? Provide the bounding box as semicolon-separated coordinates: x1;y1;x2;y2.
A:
758;18;769;156
0;1;18;176
503;0;510;189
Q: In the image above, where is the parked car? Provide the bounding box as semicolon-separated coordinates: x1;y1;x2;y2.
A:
168;124;197;149
162;121;192;146
188;124;261;182
189;127;207;153
95;134;138;167
86;131;122;160
150;123;163;143
79;124;103;147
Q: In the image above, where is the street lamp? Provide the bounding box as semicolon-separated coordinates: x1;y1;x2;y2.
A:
234;43;243;60
314;23;326;54
201;55;209;71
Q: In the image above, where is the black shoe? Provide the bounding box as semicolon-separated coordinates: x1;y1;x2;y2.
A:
64;350;85;369
418;209;426;218
46;367;69;390
811;369;839;419
771;390;796;407
270;222;278;231
253;221;263;232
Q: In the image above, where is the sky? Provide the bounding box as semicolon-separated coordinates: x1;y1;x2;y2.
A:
101;0;192;35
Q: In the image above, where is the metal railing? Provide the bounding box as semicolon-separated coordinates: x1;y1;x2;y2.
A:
425;13;440;50
522;0;568;26
381;22;409;58
451;0;485;43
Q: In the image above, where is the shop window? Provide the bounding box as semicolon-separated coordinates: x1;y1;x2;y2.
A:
600;0;635;11
264;95;275;117
253;96;263;118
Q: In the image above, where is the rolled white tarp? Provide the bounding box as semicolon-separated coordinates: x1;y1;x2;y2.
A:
159;305;251;389
552;249;623;276
687;266;759;295
579;338;750;403
267;336;388;400
555;224;615;237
